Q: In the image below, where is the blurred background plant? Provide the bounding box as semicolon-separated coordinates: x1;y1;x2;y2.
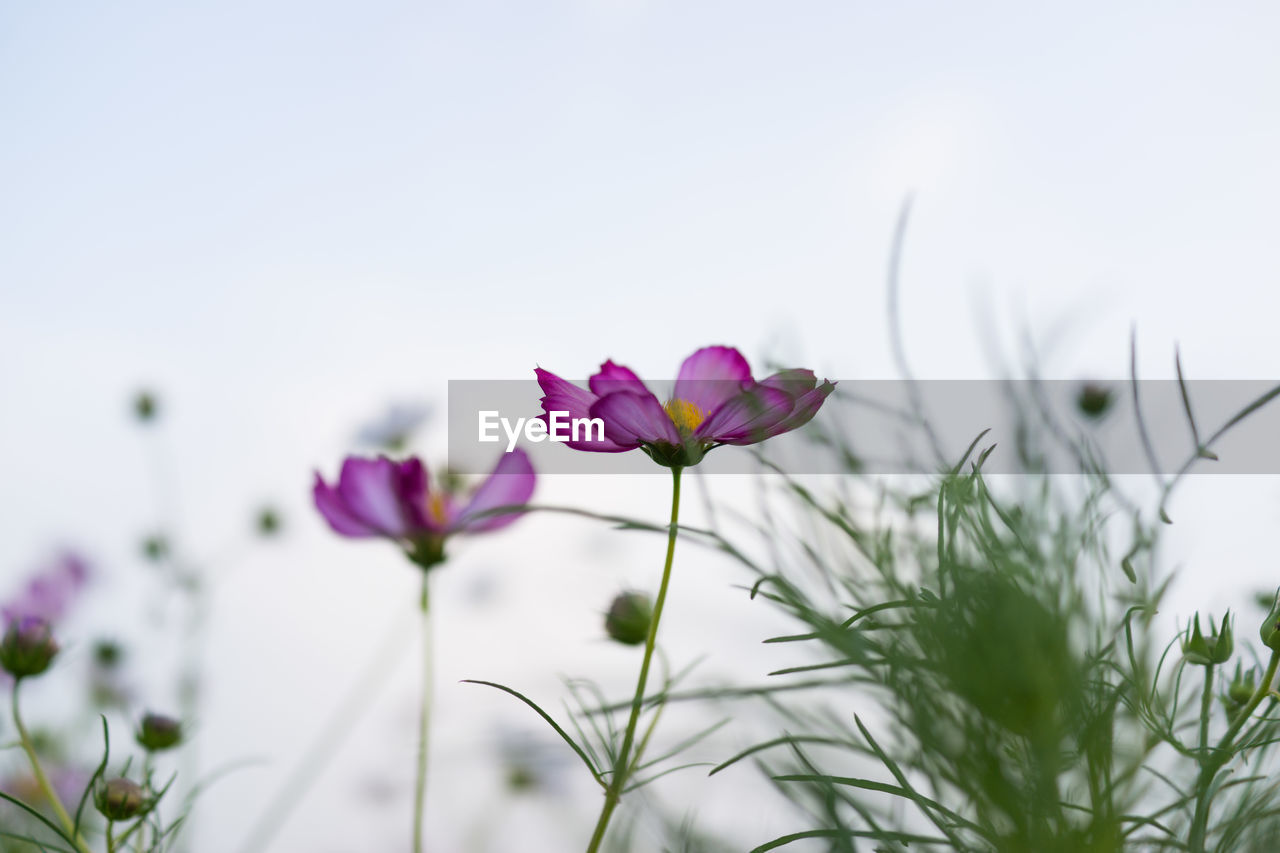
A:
676;366;1280;852
0;389;287;852
6;352;1280;852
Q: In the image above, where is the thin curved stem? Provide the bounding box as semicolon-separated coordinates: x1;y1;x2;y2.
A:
585;467;683;853
11;681;93;853
413;574;434;853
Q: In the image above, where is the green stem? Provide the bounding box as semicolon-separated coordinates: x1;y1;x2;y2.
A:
177;568;208;851
107;820;116;853
1198;664;1215;761
413;574;433;853
585;467;683;853
1189;649;1280;851
115;815;148;850
136;754;153;853
628;677;670;780
11;682;92;853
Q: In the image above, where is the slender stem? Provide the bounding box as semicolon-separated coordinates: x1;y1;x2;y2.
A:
136;754;153;853
1189;649;1280;850
115;815;148;850
11;681;93;853
413;574;434;853
177;564;208;848
1197;664;1215;761
107;820;116;853
1218;651;1279;753
585;467;683;853
628;682;670;779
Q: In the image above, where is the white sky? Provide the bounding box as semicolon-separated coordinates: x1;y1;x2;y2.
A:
3;2;1280;850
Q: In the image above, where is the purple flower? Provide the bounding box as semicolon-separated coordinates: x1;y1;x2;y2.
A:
536;345;835;467
2;764;90;817
313;450;536;568
1;551;91;625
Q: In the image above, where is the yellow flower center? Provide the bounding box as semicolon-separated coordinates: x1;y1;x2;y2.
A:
427;492;449;524
663;398;707;435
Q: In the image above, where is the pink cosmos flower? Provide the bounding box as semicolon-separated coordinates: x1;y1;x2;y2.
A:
1;551;91;625
536;346;835;467
313;449;535;568
1;763;90;818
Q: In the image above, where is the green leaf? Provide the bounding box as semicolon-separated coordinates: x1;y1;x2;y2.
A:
462;679;603;787
0;792;82;850
74;715;111;837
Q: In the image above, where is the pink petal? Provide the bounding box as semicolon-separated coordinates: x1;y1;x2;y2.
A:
590;391;682;448
454;449;537;533
696;386;794;445
536;367;629;451
673;346;755;416
395;457;444;533
760;369;818;397
336;457;415;537
314;471;382;537
588;360;649;397
767;380;836;436
536;368;597;421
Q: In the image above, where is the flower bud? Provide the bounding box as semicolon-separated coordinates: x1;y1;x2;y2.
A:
0;617;60;679
95;778;146;821
605;592;652;646
93;639;123;669
256;507;282;537
132;391;159;423
141;534;169;563
1213;613;1234;664
1262;589;1280;651
1182;612;1233;666
1228;681;1254;704
1226;662;1256;706
136;713;183;752
1076;383;1113;419
506;764;538;792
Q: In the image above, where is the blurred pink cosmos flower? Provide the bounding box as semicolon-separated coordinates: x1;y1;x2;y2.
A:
354;400;433;452
1;763;90;818
1;551;91;625
313;449;535;568
536;345;835;467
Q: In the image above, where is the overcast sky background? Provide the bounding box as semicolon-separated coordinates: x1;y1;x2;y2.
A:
3;2;1280;850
